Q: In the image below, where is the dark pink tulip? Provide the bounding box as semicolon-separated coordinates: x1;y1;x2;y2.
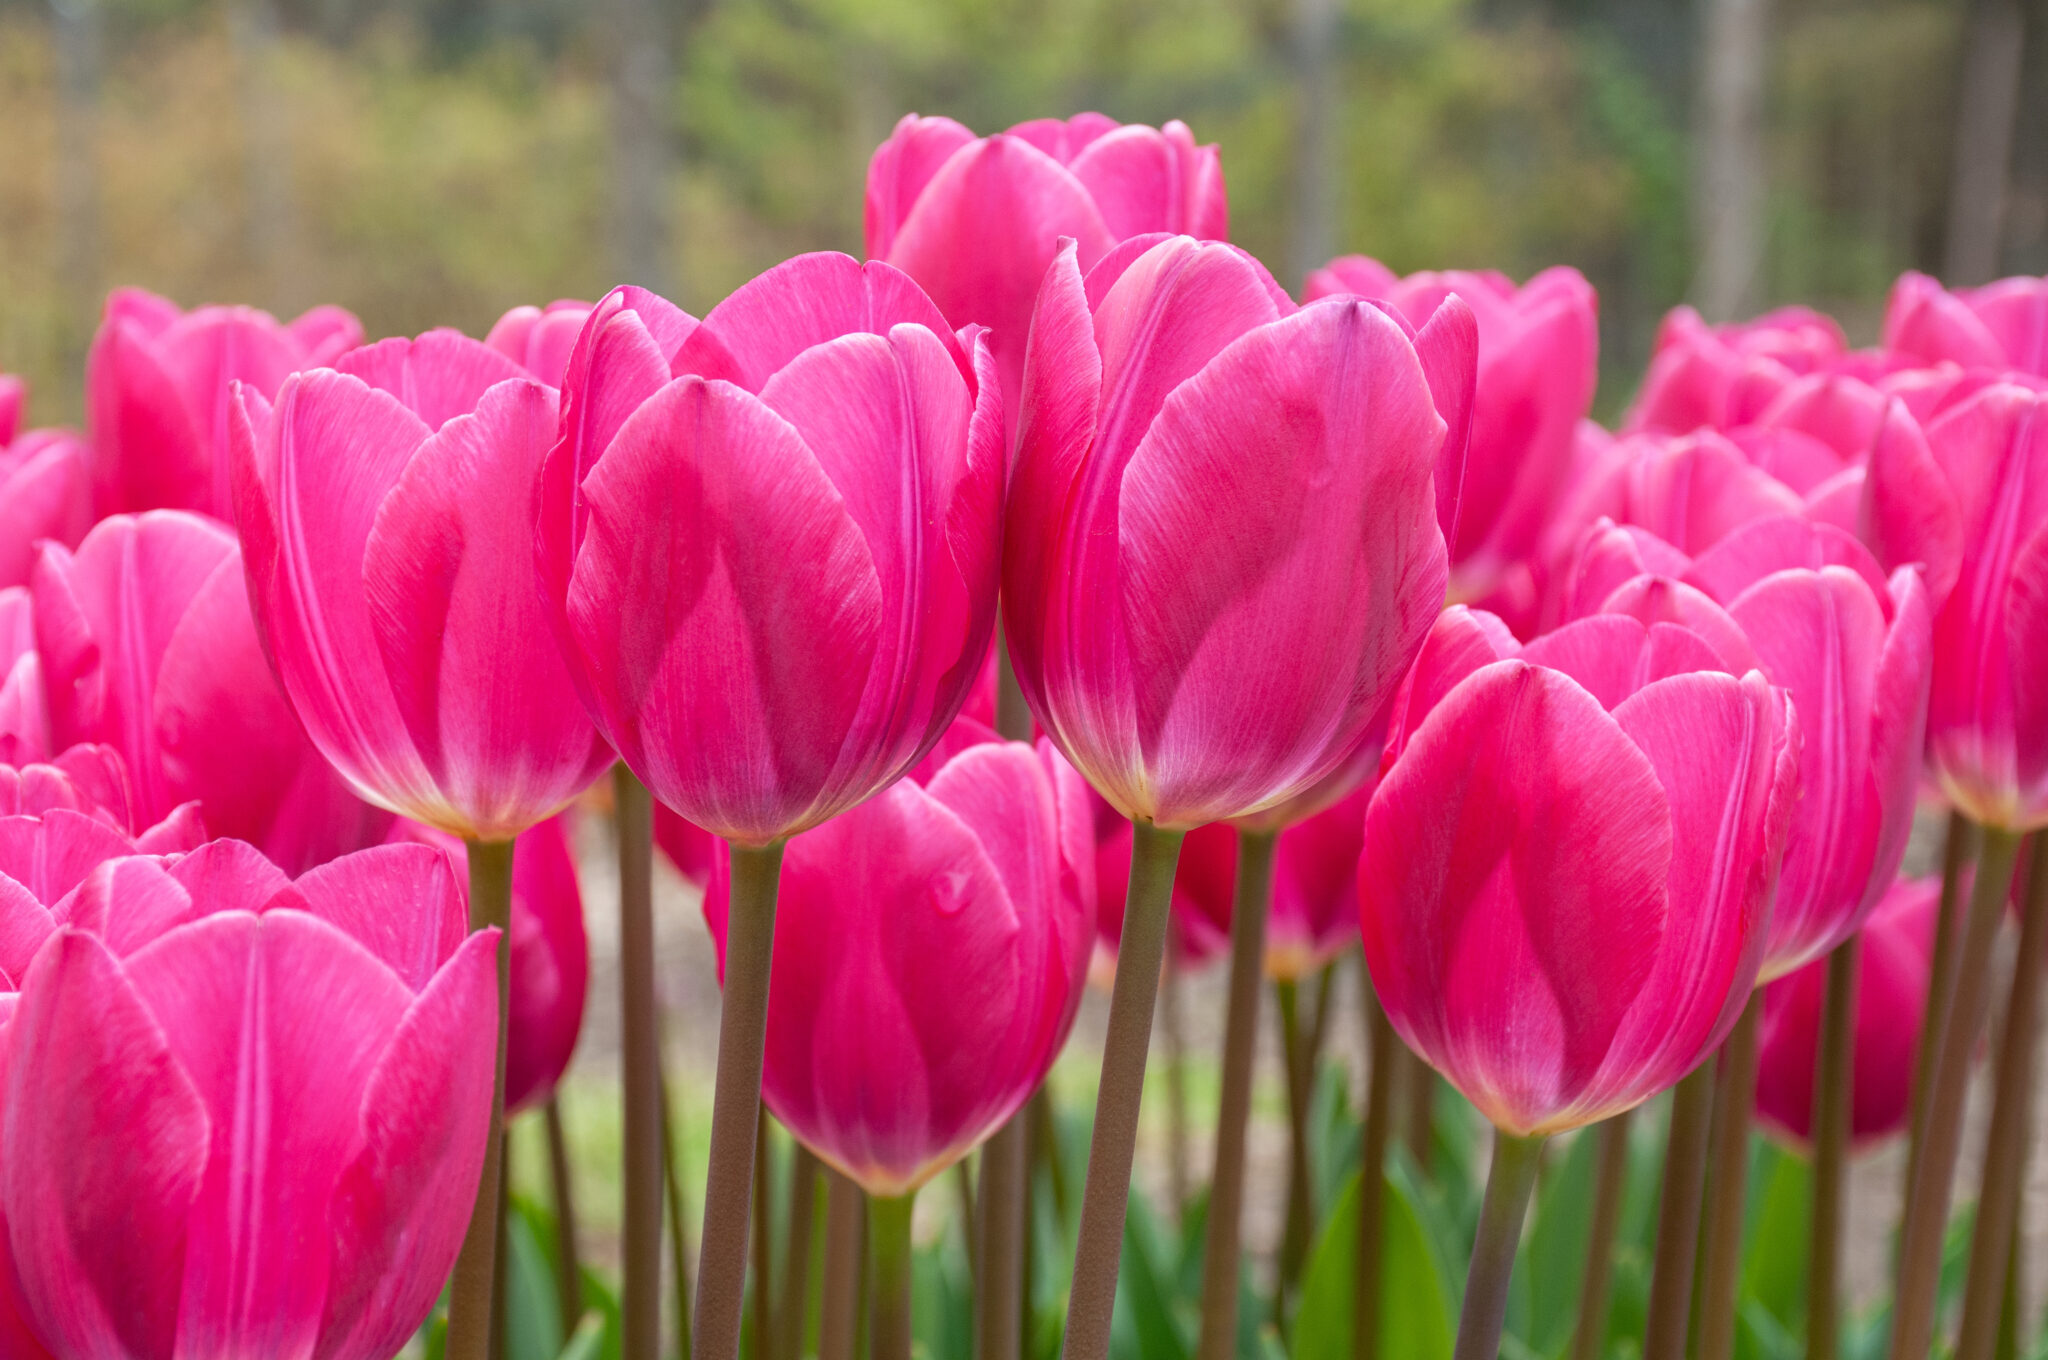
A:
485;299;594;388
1884;271;2048;378
0;422;91;591
0;589;45;766
0;840;497;1360
1754;874;1939;1149
86;287;362;518
1862;385;2048;827
1361;605;1799;1135
538;255;1006;845
1628;304;1848;434
867;113;1227;406
0;377;20;444
1005;236;1465;828
233;329;615;841
653;801;717;887
704;736;1094;1195
1304;258;1598;600
31;512;392;872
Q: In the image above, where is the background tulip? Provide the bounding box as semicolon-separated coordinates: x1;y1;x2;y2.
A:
486;299;595;388
233;329;615;841
86;286;362;518
653;802;716;887
0;419;91;591
1627;304;1848;435
0;590;47;765
1884;272;2048;378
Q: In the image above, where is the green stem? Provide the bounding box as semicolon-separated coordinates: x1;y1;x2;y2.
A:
694;839;787;1360
1355;959;1397;1360
544;1097;585;1330
1889;826;2024;1360
1163;935;1191;1217
660;1069;695;1360
615;767;663;1360
1273;978;1313;1332
1059;821;1188;1360
820;1169;864;1360
1642;1062;1715;1360
1452;1130;1547;1360
446;836;516;1360
1808;941;1860;1360
1903;810;1975;1200
1569;1110;1634;1360
780;1142;820;1360
868;1192;917;1360
1699;991;1764;1360
1402;1048;1437;1176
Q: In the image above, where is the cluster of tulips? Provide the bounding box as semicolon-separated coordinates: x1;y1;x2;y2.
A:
1;105;2047;1360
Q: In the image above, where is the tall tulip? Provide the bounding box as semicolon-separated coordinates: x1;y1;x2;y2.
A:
86;287;362;518
1884;271;2048;378
539;254;1004;1360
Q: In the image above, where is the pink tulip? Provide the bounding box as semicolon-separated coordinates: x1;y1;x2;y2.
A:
1004;236;1468;828
704;735;1094;1195
1628;304;1848;434
232;329;615;841
1884;272;2048;378
485;299;594;389
1360;605;1798;1135
0;839;496;1360
31;511;392;873
1303;259;1598;600
0;377;20;444
1862;385;2048;828
388;814;589;1113
1754;874;1939;1149
86;287;362;518
867;113;1227;407
537;255;1005;845
0;589;45;766
1;414;92;591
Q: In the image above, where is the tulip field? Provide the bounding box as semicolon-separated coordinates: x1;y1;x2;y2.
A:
4;106;2048;1360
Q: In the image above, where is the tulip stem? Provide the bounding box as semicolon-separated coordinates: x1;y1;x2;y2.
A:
614;768;665;1360
695;838;788;1360
1902;810;1975;1216
544;1097;586;1329
660;1068;695;1360
1642;1062;1715;1360
957;1158;980;1287
1453;1129;1546;1360
977;1115;1027;1360
1568;1109;1634;1360
1355;958;1398;1360
781;1142;820;1360
1164;937;1191;1217
1698;991;1764;1360
1808;940;1861;1360
1955;837;2048;1360
820;1169;864;1360
1276;962;1334;1321
868;1191;917;1360
447;836;516;1360
1402;1048;1437;1175
1060;820;1187;1360
1194;827;1278;1360
1888;825;2024;1360
752;1110;775;1358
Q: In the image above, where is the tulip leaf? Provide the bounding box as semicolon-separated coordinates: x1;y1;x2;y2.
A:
1111;1184;1194;1360
558;1313;607;1360
1738;1144;1809;1338
506;1195;568;1360
1289;1169;1454;1360
1511;1122;1601;1357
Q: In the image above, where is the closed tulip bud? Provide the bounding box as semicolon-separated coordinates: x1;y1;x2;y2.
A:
538;256;1005;845
1;414;91;591
1628;304;1848;435
30;512;392;873
704;736;1094;1195
1884;271;2048;378
232;329;615;842
1005;236;1467;828
0;840;497;1360
1361;605;1799;1136
1754;874;1939;1149
86;287;362;518
484;299;594;389
867;113;1227;408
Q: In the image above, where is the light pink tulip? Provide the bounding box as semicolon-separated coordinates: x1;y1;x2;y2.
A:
1884;272;2048;378
1628;304;1848;434
538;255;1005;845
0;409;92;591
232;329;615;841
1004;236;1468;828
867;113;1227;408
485;299;595;388
86;287;362;518
704;735;1095;1195
0;839;496;1360
1754;874;1939;1149
1303;259;1598;600
1361;605;1798;1136
31;512;392;873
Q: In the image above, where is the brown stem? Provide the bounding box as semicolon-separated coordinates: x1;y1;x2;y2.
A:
1402;1048;1437;1176
694;840;787;1360
545;1097;586;1329
1452;1131;1547;1360
447;837;516;1360
491;1128;510;1360
820;1169;864;1360
957;1157;980;1289
661;1069;695;1360
752;1113;775;1360
1060;821;1187;1360
1889;826;2024;1360
1355;960;1398;1360
977;1116;1027;1360
1642;1063;1716;1360
1955;836;2048;1360
1569;1110;1635;1360
1276;976;1317;1317
1903;811;1976;1218
995;626;1035;744
1808;940;1861;1360
780;1142;820;1360
1031;1087;1070;1227
615;768;663;1360
1698;992;1764;1360
1194;828;1278;1360
1163;935;1191;1217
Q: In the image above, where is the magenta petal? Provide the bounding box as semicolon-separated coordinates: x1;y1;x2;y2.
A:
0;436;92;590
1065;124;1203;239
286;306;365;368
1379;606;1521;765
865;115;980;261
504;815;587;1114
337;332;530;433
2006;529;2048;807
1860;401;1963;606
0;808;138;906
287;843;466;993
1411;294;1480;552
85;318;210;516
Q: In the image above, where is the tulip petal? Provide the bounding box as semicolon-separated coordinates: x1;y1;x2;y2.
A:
1860;400;1963;606
0;437;92;590
337;332;529;433
865;115;980;261
286;843;466;993
1065;124;1200;240
1379;606;1520;765
85;318;209;515
63;857;202;959
1411;294;1479;553
1684;514;1890;605
0;808;138;906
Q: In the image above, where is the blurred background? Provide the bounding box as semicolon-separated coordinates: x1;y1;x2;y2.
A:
0;0;2044;428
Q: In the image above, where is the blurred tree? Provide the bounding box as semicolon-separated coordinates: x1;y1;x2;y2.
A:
1693;0;1769;320
1944;0;2028;283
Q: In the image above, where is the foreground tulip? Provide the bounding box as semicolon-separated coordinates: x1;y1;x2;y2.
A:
539;254;1003;1360
1884;271;2048;378
86;287;362;518
868;113;1227;406
1304;259;1598;602
1;839;497;1360
0;415;91;591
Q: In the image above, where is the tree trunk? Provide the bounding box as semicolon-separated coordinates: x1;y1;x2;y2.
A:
1693;0;1770;321
608;0;674;297
1943;0;2027;284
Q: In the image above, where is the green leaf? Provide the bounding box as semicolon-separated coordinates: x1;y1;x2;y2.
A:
1738;1145;1809;1338
505;1197;568;1360
1290;1169;1455;1360
1513;1124;1600;1357
1111;1183;1193;1360
559;1313;608;1360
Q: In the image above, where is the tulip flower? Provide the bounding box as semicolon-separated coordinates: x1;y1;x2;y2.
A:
867;113;1227;406
1;420;91;591
0;589;46;766
1754;874;1939;1149
654;802;717;887
1303;258;1598;601
86;286;362;518
485;299;594;388
1628;304;1848;435
1884;271;2048;378
0;839;497;1360
31;511;392;873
